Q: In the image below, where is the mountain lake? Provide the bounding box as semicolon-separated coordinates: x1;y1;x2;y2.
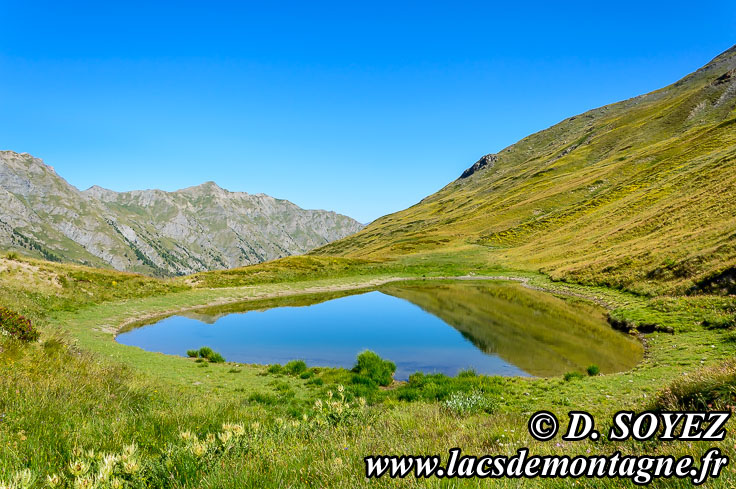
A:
116;280;643;380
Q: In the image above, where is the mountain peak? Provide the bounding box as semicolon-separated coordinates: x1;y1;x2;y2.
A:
0;152;364;276
83;185;119;200
179;181;228;194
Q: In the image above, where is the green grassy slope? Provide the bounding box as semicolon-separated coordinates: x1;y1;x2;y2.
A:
314;46;736;295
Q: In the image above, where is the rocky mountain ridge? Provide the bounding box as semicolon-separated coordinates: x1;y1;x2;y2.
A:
0;151;363;276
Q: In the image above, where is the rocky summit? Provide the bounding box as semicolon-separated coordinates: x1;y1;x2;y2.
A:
0;151;363;276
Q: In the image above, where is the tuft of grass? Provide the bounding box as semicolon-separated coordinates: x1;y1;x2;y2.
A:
284;360;307;376
351;350;396;387
189;346;226;363
266;364;284;375
564;371;585;381
652;359;736;411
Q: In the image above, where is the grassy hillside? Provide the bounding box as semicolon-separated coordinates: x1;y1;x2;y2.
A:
3;46;736;488
314;46;736;296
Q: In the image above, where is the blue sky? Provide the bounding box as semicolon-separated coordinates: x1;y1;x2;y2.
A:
1;1;734;223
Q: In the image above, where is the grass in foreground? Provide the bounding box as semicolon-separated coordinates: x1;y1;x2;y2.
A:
2;252;736;487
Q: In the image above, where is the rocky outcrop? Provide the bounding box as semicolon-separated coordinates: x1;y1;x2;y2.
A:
0;151;363;276
459;154;497;179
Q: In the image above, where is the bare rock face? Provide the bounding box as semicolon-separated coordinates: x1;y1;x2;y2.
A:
459;154;497;179
0;151;363;276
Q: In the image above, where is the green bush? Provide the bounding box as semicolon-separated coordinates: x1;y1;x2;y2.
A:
586;365;600;376
197;346;214;359
188;346;226;363
352;350;396;387
208;352;225;363
299;370;314;379
564;371;585;381
285;360;307;375
248;392;278;405
0;307;40;342
266;364;284;374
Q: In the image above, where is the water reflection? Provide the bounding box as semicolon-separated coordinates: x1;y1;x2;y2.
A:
116;281;642;379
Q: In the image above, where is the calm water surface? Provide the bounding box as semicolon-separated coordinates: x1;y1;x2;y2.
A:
116;282;643;380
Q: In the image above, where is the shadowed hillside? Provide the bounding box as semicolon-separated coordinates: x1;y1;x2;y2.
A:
314;46;736;295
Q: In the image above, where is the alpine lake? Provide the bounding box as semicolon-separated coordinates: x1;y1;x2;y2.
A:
116;280;643;380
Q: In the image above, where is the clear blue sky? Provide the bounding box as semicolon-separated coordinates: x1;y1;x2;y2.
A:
1;1;734;223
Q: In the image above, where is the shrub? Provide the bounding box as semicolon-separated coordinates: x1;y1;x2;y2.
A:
351;374;377;388
564;372;584;381
285;360;307;375
208;352;225;363
586;365;600;376
249;392;278;405
266;364;284;374
189;346;226;363
0;307;40;342
197;346;214;359
299;370;314;379
352;350;396;387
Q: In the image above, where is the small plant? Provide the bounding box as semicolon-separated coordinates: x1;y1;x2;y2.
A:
299;370;314;379
208;352;225;363
249;392;278;405
5;251;18;260
266;364;284;374
352;350;396;387
457;368;477;378
197;346;214;359
441;390;497;416
188;346;226;363
0;307;40;342
311;385;367;426
564;371;585;381
285;360;307;375
586;365;600;376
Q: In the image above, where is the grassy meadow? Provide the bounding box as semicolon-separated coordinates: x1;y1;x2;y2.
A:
2;249;736;488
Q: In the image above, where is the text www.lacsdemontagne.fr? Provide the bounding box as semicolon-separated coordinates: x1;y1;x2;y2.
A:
364;448;728;485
